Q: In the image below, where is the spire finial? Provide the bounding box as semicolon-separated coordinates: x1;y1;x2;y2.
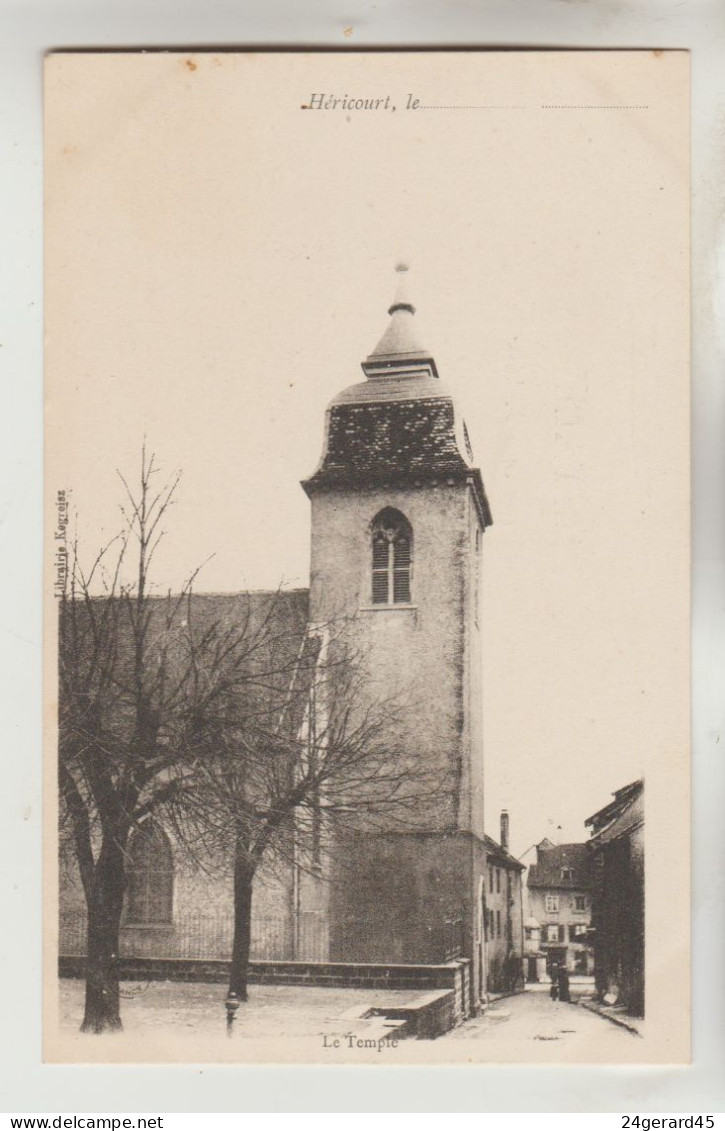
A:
389;261;415;316
363;261;431;371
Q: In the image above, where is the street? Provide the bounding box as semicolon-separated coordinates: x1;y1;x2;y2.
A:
443;989;640;1056
58;978;641;1060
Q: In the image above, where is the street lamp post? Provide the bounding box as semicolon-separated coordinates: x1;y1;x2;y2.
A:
225;991;240;1037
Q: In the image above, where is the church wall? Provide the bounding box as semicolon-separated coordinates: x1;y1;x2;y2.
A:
58;830;297;962
461;486;486;839
327;831;480;968
326;830;489;1007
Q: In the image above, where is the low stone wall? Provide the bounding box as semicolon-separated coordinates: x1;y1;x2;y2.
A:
368;989;456;1040
59;956;471;1033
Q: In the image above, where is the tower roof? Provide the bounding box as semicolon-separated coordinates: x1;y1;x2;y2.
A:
364;263;432;368
333;265;443;406
302;267;492;528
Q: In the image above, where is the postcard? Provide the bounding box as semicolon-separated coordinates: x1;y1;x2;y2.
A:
44;49;690;1064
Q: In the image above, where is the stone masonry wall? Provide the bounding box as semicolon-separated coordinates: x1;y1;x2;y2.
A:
59;833;298;962
308;482;484;834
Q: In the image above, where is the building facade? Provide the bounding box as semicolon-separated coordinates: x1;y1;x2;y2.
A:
525;840;594;979
585;780;645;1016
483;812;525;993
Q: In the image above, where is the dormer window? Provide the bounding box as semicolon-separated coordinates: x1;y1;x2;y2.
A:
371;508;412;605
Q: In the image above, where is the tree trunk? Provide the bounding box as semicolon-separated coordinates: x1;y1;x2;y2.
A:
229;845;255;1001
81;835;126;1034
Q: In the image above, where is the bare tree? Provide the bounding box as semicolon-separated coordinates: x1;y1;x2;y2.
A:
60;446;442;1029
58;447;304;1033
170;625;440;1003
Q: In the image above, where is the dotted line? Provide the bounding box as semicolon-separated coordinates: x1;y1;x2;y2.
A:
419;104;649;111
541;104;649;109
420;104;526;110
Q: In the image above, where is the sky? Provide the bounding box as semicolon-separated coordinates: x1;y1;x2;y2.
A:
45;51;689;858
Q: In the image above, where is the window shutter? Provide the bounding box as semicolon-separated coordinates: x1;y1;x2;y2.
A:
371;512;412;605
394;536;410;567
372;533;388;569
393;570;410;603
372;534;389;604
393;535;411;602
559;925;565;943
372;570;388;604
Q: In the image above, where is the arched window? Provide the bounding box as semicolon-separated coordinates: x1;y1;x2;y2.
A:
125;821;174;925
371;508;412;605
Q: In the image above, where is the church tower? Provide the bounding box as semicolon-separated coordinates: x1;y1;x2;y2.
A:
302;266;492;1003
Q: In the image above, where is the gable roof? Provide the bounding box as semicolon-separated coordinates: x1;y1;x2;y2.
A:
484;834;524;871
527;842;591;890
62;588;313;735
585;779;643;836
585;780;644;848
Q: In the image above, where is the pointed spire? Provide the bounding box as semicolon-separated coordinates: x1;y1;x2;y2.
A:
363;263;436;377
388;262;415;316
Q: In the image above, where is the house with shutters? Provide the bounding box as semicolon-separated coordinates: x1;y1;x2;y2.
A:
59;265;523;1014
524;840;594;979
483;811;525;993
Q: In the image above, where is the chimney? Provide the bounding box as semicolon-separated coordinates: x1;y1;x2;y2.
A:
500;809;510;851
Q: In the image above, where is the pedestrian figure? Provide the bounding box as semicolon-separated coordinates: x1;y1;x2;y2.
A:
549;965;559;1000
504;953;521;994
557;964;571;1003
